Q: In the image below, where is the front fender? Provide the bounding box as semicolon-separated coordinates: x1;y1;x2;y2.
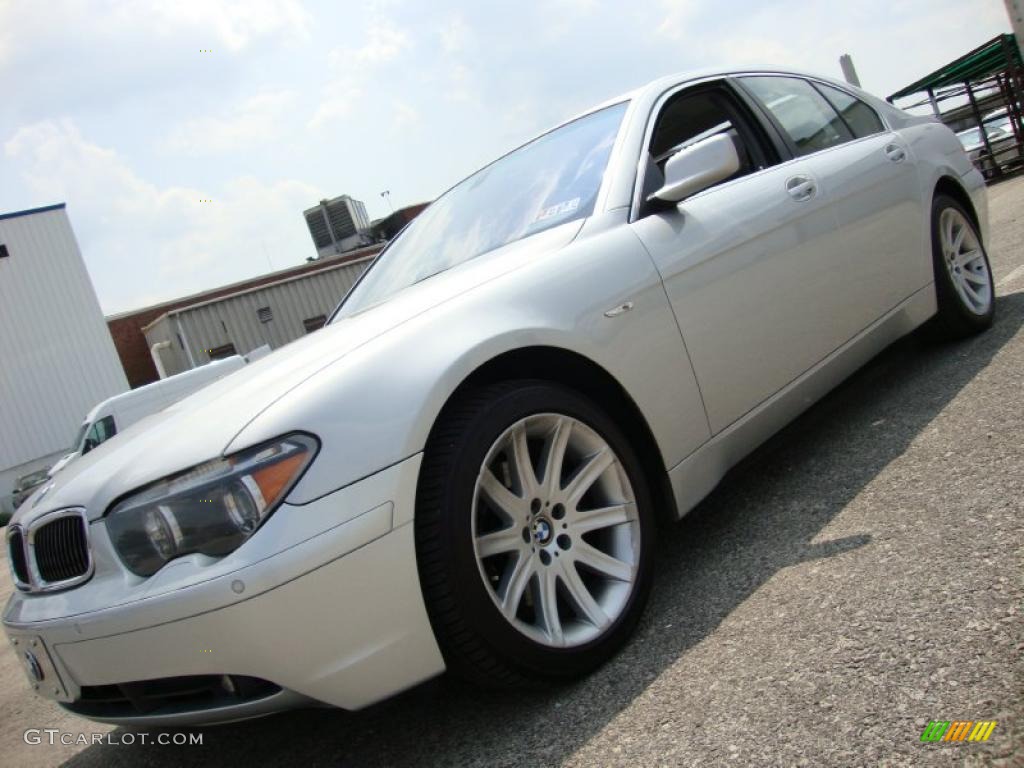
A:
229;222;709;507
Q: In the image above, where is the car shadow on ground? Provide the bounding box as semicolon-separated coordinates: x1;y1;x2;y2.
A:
61;293;1024;768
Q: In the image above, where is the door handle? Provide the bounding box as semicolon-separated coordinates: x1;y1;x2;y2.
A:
885;143;906;163
785;175;816;202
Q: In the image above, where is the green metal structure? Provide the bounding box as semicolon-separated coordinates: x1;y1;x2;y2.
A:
888;34;1023;180
889;34;1022;101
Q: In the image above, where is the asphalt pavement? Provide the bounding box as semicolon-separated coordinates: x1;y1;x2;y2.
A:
2;176;1022;768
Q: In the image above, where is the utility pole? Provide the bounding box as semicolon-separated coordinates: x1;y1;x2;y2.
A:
1006;1;1024;62
380;190;394;213
839;54;861;87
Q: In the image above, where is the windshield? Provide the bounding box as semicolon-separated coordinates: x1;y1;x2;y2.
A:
71;422;88;452
337;101;629;315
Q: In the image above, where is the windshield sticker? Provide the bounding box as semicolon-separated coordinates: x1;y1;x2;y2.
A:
534;197;580;223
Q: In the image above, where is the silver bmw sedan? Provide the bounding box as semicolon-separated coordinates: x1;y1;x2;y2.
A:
4;67;993;726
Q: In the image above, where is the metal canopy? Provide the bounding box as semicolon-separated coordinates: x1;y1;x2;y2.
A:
888;34;1022;100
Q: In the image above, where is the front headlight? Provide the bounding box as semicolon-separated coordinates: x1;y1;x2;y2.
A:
105;434;318;577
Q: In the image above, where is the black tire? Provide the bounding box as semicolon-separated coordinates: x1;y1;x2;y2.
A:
414;380;655;686
930;194;995;340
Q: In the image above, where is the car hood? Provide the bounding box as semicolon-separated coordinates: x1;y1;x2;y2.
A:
11;221;582;527
47;451;79;478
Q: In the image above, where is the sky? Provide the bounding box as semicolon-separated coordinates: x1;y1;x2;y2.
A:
0;0;1013;315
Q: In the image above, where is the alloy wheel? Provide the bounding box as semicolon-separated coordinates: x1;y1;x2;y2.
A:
939;207;992;316
471;413;640;648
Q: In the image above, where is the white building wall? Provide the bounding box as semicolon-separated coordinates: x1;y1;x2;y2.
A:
0;205;128;510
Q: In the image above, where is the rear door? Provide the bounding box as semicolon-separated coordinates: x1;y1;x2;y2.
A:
737;75;927;331
629;79;853;433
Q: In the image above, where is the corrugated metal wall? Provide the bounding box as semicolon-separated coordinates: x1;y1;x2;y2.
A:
0;207;129;474
145;257;371;376
143;313;185;376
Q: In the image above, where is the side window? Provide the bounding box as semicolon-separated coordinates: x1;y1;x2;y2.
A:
643;84;776;202
741;76;852;157
83;416;117;454
100;416;117;441
813;82;885;138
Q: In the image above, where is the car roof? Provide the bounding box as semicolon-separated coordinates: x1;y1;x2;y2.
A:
551;66;882;134
421;67;909;224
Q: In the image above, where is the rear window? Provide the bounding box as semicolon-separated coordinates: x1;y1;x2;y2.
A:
741;75;853;157
814;82;885;138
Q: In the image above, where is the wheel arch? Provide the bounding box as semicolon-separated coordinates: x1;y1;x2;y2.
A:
934;175;981;235
429;345;680;524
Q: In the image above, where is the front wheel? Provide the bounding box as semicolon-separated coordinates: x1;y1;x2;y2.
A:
414;381;654;685
930;194;995;339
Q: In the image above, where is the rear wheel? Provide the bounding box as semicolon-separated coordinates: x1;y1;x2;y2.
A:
415;381;654;685
930;194;995;339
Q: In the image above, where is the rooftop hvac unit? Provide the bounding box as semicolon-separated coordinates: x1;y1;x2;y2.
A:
303;195;371;258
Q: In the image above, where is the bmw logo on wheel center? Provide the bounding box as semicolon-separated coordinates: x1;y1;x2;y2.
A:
532;517;553;545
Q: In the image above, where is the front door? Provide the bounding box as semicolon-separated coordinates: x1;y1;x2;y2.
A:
630;80;853;434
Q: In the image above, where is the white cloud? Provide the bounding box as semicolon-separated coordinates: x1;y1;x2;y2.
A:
146;0;311;51
551;0;599;13
712;34;804;69
308;90;363;129
656;0;700;40
5;119;320;313
681;0;1008;97
440;14;473;54
538;0;603;40
444;62;477;103
163;90;297;155
342;21;411;65
391;101;421;132
435;16;479;102
0;0;310;65
309;21;412;130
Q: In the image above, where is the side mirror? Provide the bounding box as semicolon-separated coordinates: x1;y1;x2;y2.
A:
82;438;97;454
651;133;741;204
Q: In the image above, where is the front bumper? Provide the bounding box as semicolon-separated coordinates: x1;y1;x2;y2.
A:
3;454;445;726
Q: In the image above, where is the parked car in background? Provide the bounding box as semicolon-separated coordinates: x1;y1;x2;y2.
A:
956;122;1019;178
46;355;248;479
4;68;993;727
985;107;1012;133
4;469;51;522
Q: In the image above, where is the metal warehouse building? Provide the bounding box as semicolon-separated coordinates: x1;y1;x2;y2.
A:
106;244;382;388
142;254;372;378
0;204;129;515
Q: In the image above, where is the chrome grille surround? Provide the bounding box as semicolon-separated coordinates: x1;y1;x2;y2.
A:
6;508;93;593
